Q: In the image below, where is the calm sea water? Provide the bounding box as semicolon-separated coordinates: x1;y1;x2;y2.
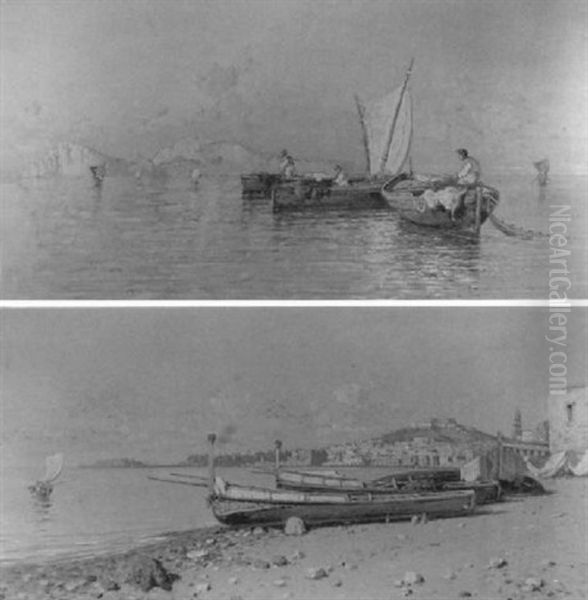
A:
0;465;272;565
2;174;586;299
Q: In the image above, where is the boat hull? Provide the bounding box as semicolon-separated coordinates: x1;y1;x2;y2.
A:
277;467;461;493
210;489;476;527
382;178;500;233
442;481;502;505
276;469;500;504
208;477;476;528
271;178;387;212
241;173;281;197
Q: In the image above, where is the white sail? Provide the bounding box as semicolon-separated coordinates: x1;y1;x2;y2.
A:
363;86;412;176
42;453;63;483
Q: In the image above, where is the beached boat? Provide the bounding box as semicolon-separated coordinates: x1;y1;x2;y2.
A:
202;433;475;528
381;176;500;235
276;466;460;491
276;467;500;504
271;440;500;504
208;476;476;527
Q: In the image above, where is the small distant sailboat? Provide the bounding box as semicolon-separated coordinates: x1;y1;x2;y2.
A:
29;453;63;501
533;158;549;186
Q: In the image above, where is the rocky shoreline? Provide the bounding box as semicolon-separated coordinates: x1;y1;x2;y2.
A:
1;479;586;600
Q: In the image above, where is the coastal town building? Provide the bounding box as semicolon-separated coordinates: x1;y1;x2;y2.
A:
310;418;495;468
548;386;588;454
502;408;550;462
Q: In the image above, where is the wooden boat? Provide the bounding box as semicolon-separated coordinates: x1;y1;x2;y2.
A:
381;176;500;235
272;442;499;504
203;433;475;528
208;476;476;527
28;453;63;501
276;466;460;491
271;59;415;212
276;468;500;505
271;176;387;212
241;172;282;197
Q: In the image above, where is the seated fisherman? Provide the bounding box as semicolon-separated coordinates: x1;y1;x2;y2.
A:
455;148;481;187
333;164;349;186
279;150;297;178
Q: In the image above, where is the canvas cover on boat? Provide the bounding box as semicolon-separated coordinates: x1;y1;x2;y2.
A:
525;450;588;478
363;87;412;176
570;450;588;476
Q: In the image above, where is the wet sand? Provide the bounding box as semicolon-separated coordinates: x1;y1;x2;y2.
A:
1;478;586;600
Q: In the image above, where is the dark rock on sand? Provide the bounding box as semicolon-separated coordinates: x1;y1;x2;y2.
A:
120;555;177;592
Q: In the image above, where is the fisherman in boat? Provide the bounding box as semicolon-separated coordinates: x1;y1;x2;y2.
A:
455;148;481;187
333;164;349;187
29;481;53;501
89;164;106;186
279;150;297;178
533;158;549;186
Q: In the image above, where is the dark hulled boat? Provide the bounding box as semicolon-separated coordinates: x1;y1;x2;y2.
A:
381;177;500;235
208;476;476;527
202;433;476;528
271;176;387;212
241;173;281;198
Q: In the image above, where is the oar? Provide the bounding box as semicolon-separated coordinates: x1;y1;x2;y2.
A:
147;475;208;488
169;472;208;481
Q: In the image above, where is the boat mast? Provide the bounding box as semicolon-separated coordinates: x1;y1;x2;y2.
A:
274;439;282;471
354;94;371;175
207;432;217;494
378;57;414;174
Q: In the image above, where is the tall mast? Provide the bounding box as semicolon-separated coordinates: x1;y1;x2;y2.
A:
378;57;414;174
354;94;371;175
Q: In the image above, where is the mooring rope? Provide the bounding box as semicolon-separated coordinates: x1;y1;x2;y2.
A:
489;213;549;240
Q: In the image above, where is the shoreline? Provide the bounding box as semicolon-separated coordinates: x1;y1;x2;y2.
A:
1;479;586;600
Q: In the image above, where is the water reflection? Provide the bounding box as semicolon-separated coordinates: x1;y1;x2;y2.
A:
537;186;547;203
2;174;584;299
30;495;53;533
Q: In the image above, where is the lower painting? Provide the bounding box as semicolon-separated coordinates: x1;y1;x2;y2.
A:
1;307;587;598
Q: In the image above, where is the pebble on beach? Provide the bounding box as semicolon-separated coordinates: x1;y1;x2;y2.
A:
285;517;306;536
403;571;425;585
306;567;329;580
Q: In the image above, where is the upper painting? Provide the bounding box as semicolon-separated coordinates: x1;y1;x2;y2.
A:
2;0;586;300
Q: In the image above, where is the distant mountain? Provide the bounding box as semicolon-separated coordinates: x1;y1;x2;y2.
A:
378;418;498;447
21;142;129;179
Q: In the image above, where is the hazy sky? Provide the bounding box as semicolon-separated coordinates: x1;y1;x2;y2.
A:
2;307;586;465
2;0;586;174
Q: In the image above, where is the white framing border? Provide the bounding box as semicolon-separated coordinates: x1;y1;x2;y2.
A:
2;300;588;308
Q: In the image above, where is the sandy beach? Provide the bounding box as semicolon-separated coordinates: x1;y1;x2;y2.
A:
1;478;586;600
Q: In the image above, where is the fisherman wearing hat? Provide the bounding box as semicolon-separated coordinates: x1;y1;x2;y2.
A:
455;148;481;187
279;149;297;178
